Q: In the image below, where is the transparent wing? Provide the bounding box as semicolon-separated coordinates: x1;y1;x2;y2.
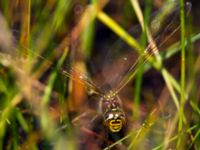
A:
87;24;142;94
0;29;104;98
92;1;191;96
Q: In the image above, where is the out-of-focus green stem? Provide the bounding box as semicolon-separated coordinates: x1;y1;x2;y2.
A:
177;0;186;148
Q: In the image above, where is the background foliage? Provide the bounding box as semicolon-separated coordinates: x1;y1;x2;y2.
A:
0;0;200;149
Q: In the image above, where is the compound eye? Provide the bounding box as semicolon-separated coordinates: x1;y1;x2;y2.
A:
120;114;125;119
105;113;114;121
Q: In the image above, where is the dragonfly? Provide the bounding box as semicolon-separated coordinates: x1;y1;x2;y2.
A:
0;0;191;147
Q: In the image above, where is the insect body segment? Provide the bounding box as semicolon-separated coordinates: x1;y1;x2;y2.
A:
101;95;126;132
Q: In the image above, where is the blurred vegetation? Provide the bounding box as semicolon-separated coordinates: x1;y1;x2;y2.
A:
0;0;200;149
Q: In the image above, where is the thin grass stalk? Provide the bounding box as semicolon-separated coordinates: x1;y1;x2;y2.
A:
97;11;142;53
153;124;199;150
130;0;145;30
177;0;186;148
132;0;152;119
127;109;157;149
40;48;68;142
33;0;71;55
19;0;31;56
81;0;97;57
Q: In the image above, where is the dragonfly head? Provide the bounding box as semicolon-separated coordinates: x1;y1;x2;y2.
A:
104;108;126;132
